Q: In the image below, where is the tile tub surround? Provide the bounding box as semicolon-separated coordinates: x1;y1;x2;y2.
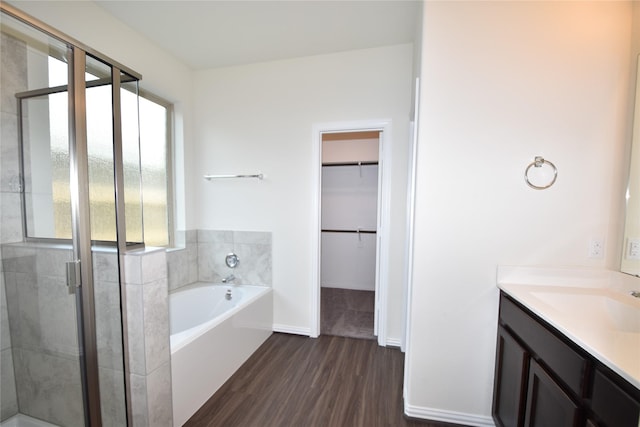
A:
496;266;640;390
167;229;273;291
167;230;198;292
198;230;272;286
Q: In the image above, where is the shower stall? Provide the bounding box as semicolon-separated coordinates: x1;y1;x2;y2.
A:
1;4;147;426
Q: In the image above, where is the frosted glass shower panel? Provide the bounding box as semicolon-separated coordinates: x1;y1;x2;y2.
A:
85;56;116;242
139;95;169;246
121;74;143;244
85;58;143;243
18;43;73;239
21;92;72;239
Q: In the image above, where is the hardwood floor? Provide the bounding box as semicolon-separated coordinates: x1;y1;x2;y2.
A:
184;333;468;427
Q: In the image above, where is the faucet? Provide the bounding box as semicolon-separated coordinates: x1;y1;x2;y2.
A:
222;274;236;284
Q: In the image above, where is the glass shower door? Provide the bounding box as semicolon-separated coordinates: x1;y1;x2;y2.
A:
1;13;88;426
1;7;139;426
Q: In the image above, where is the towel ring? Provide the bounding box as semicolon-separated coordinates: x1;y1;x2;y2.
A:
525;156;557;190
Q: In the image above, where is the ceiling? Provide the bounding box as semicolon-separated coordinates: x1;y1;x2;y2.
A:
94;0;419;70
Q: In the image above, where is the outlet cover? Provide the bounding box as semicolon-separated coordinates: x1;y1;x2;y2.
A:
627;238;640;260
588;238;604;259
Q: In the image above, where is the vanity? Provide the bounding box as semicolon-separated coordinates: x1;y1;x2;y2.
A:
492;267;640;427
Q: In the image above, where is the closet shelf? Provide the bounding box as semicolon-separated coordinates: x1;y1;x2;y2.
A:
322;161;378;167
321;229;376;234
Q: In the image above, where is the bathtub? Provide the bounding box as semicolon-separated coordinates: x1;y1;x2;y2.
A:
169;282;273;426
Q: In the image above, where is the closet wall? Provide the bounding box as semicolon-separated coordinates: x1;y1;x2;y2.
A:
321;132;379;291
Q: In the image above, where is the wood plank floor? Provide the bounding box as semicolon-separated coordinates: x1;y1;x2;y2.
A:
184;333;468;427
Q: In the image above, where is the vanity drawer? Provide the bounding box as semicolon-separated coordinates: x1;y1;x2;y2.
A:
499;295;588;396
590;368;640;427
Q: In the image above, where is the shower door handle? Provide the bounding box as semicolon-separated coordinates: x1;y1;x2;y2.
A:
66;260;81;295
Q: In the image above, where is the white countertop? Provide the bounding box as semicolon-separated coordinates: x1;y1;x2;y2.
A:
497;266;640;391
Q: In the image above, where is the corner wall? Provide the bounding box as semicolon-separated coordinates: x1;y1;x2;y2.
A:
406;2;633;425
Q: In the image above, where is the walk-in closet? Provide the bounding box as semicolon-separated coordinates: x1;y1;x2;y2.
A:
320;131;380;340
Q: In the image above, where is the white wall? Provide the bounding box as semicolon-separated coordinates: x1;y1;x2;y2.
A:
192;44;413;338
622;3;640;275
8;0;196;232
321;163;378;291
322;137;379;164
406;1;633;425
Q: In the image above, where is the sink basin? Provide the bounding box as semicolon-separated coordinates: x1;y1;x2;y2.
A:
530;290;640;333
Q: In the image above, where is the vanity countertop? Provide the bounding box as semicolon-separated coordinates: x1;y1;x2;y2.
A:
497;266;640;390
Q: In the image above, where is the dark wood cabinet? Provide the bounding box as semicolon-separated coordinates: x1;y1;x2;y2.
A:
523;360;580;427
590;367;640;427
493;326;528;427
493;292;640;427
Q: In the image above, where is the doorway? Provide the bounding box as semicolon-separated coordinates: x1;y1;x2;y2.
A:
320;131;380;340
311;119;392;346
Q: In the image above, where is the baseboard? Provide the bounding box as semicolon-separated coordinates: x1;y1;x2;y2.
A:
272;323;312;336
385;336;402;348
404;403;495;427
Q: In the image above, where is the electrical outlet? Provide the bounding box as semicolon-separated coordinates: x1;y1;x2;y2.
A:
588;238;605;259
627;238;640;260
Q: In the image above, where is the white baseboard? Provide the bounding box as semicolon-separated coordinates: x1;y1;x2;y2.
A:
385;336;402;348
272;323;312;336
404;403;495;427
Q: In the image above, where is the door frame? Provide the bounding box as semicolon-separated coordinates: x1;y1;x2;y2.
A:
310;119;392;346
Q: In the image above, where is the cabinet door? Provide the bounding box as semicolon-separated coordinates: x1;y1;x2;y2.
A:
493;326;529;427
590;367;640;427
524;360;581;427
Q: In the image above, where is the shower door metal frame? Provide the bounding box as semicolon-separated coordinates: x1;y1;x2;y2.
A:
68;48;103;426
1;3;142;426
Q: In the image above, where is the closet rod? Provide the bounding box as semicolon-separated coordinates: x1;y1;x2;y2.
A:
322;161;378;167
321;229;376;234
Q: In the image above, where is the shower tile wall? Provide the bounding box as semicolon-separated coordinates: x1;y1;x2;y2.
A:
167;229;272;292
1;31;26;422
92;250;127;427
0;247;137;424
124;248;172;426
1;245;83;426
0;258;17;420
